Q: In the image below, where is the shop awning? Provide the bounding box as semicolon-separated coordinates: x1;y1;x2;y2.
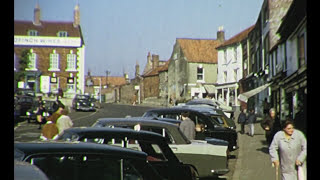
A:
238;83;271;103
203;85;216;94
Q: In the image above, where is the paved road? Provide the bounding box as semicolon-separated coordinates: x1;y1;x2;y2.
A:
14;103;238;179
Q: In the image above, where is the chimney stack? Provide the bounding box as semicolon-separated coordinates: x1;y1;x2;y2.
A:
33;3;41;26
152;54;159;69
73;4;80;27
135;61;140;77
217;26;225;43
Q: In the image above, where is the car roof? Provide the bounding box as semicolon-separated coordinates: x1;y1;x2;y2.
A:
14;160;49;180
63;127;167;142
14;141;147;160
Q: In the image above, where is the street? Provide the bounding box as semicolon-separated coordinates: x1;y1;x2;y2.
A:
14;103;280;180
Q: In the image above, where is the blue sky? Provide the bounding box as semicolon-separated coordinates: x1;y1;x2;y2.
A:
14;0;263;78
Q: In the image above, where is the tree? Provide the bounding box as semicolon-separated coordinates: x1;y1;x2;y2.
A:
14;49;31;82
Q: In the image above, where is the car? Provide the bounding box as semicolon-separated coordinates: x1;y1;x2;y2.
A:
14;160;49;180
181;104;237;129
26;100;57;123
72;94;96;111
59;127;198;180
186;98;234;117
93;118;229;178
14;141;163;180
14;95;35;121
143;107;238;151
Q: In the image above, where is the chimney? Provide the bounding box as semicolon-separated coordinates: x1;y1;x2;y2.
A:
33;3;41;26
152;54;159;69
73;4;80;27
217;26;225;43
124;73;130;83
135;61;140;77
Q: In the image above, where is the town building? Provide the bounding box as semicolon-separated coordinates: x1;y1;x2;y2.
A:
168;29;224;102
215;25;254;109
14;3;85;97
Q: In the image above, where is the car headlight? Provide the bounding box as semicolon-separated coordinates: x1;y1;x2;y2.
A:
77;103;80;106
26;112;31;116
91;103;94;107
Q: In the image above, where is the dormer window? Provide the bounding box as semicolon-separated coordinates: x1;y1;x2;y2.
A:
28;30;39;36
57;31;68;37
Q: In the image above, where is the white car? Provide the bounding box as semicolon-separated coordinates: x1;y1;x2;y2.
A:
93;117;229;178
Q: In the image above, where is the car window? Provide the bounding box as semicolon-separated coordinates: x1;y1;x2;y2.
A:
210;115;224;124
26;154;143;180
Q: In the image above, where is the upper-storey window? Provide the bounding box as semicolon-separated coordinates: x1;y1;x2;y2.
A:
57;31;68;37
28;30;39;36
66;50;77;71
197;66;204;81
49;49;60;71
26;49;37;71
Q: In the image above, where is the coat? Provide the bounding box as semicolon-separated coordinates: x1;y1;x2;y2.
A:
179;117;196;140
269;130;307;180
40;121;59;140
56;115;73;135
237;112;247;123
247;113;256;124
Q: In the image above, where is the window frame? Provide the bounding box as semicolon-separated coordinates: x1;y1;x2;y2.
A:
49;50;60;71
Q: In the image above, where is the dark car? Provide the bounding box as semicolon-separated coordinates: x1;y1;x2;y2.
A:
181;105;236;130
14;141;163;180
59;127;198;180
93;118;229;178
143;107;238;151
26;100;57;123
72;94;96;111
14;95;35;122
14;160;49;180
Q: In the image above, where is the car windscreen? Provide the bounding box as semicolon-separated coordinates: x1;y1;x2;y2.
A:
25;154;144;180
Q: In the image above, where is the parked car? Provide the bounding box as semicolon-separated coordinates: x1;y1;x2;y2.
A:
143;107;238;151
59;127;198;180
14;160;49;180
93;118;229;178
26;100;57;123
186;98;234;117
181;105;236;129
72;94;96;111
14;95;35;121
14;141;163;180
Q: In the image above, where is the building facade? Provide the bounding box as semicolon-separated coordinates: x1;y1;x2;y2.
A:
216;25;254;108
14;3;85;97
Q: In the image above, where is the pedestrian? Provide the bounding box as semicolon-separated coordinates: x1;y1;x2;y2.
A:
179;111;196;140
195;123;206;140
40;101;65;140
56;108;73;136
247;109;257;137
35;96;45;129
269;120;307;180
261;108;281;145
237;108;247;134
263;98;270;117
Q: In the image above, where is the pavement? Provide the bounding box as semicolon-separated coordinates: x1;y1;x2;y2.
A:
232;119;281;180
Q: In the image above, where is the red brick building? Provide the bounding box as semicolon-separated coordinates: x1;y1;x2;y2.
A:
14;3;85;97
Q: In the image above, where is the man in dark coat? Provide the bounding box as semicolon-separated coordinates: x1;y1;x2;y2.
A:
261;108;281;145
247;109;257;137
237;108;247;134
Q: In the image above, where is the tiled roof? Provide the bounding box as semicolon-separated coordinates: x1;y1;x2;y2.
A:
14;20;81;37
216;25;255;49
177;38;222;64
143;60;170;77
86;76;127;86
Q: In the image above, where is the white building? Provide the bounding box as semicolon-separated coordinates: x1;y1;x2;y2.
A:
215;26;254;108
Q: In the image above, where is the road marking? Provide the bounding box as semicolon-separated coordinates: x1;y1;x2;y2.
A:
72;110;99;121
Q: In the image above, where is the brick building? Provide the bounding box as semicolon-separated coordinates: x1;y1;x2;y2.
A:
14;3;85;97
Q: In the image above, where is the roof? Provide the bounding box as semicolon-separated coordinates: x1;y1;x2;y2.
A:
14;20;82;37
176;38;222;63
143;60;170;77
216;25;255;49
14;141;147;160
87;76;127;86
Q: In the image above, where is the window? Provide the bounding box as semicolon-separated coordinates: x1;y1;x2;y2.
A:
197;66;204;81
57;31;68;37
224;50;227;64
28;30;39;36
49;50;60;71
27;50;37;70
233;69;238;82
233;47;237;62
298;33;306;68
67;52;77;71
224;71;227;82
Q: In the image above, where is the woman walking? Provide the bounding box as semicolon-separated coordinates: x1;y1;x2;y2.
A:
269;120;307;180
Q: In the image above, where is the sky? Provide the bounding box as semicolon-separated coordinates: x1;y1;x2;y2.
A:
14;0;264;78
